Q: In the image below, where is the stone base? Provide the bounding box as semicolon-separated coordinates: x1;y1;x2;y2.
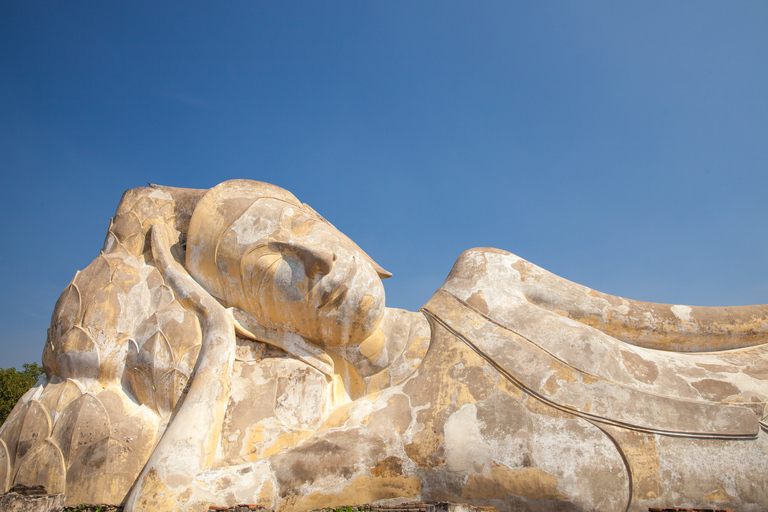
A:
307;503;496;512
0;492;65;512
356;503;496;512
648;508;735;512
208;503;496;512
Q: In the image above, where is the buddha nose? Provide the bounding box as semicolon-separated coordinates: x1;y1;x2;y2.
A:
271;240;336;279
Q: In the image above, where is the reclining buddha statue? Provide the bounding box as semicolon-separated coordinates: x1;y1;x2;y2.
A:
1;180;766;512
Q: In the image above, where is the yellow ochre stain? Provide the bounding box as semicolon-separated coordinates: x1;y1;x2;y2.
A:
280;473;421;512
462;464;568;500
261;430;312;458
703;484;733;502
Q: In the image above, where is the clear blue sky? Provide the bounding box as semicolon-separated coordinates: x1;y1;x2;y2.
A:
1;2;766;370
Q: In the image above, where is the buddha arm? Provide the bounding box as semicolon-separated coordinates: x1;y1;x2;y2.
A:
124;223;235;511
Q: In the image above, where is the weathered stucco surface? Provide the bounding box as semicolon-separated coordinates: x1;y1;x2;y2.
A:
1;180;766;511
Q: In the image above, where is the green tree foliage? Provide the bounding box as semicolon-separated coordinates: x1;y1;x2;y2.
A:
0;363;44;425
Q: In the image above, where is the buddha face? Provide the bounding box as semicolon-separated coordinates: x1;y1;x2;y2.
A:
186;181;387;348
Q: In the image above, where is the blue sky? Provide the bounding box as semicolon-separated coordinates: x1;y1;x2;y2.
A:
1;2;766;370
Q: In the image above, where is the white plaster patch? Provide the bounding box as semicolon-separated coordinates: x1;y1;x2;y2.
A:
274;364;326;430
444;403;493;473
230;205;279;246
272;258;306;303
156;304;187;327
147;189;174;201
671;305;693;323
117;285;151;334
186;243;207;279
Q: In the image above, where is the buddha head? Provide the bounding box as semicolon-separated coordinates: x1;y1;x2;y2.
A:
185;180;389;348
